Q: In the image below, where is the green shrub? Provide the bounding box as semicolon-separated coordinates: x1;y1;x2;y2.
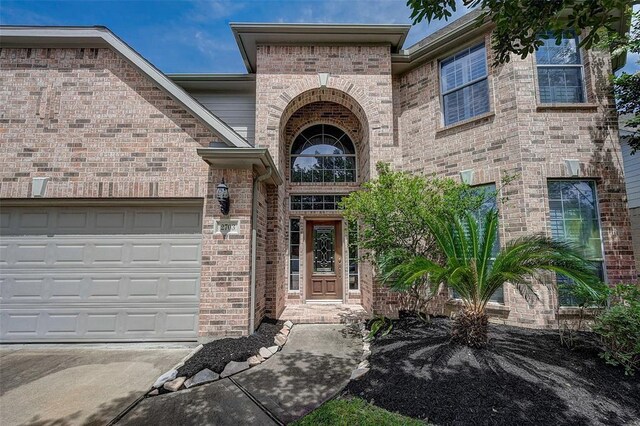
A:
593;284;640;375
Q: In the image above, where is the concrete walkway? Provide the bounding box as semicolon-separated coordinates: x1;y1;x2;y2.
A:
0;344;193;426
120;324;362;425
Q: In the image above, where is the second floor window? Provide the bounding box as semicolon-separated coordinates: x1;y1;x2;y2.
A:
440;43;490;126
536;32;585;104
290;124;356;184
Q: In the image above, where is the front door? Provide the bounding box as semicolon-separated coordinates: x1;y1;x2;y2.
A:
305;220;343;300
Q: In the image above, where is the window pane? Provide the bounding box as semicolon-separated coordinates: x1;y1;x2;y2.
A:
441;43;487;93
290;195;347;211
443;79;490;126
348;222;359;290
536;32;580;65
289;218;300;291
547;181;604;306
538;67;584;103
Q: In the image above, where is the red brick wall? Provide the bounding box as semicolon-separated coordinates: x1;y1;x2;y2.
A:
386;33;637;327
200;168;254;337
0;47;260;338
0;47;217;199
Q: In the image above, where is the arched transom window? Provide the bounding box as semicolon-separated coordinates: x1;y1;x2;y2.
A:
290;124;356;183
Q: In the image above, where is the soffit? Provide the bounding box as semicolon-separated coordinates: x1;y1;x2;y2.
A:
231;22;411;73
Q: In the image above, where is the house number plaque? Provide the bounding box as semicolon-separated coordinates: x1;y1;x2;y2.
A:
214;219;239;236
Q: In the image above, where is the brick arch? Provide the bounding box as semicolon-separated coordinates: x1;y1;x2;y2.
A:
277;87;371;182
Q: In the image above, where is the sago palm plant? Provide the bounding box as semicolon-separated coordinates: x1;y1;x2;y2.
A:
380;209;602;348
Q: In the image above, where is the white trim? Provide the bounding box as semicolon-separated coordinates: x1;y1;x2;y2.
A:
0;26;251;148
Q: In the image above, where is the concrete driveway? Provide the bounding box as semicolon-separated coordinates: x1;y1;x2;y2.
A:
0;344;193;426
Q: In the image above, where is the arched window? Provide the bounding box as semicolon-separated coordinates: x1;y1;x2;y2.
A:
290;124;356;183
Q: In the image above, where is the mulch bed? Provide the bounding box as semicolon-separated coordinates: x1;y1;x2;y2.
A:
177;318;283;378
345;313;640;426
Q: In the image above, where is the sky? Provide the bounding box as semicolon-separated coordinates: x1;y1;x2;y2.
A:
1;0;638;75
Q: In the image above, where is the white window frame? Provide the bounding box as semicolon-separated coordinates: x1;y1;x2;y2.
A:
288;217;301;292
535;32;587;104
439;42;490;127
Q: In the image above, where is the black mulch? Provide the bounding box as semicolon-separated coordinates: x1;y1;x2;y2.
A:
177;318;284;378
344;313;640;426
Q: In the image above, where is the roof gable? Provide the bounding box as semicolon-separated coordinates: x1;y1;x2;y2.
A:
0;26;251;148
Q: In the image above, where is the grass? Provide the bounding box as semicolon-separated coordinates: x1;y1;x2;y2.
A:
291;397;425;426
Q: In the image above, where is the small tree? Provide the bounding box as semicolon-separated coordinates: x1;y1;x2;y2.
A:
381;209;602;347
340;162;487;312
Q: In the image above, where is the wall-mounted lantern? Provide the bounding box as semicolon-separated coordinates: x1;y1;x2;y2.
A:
459;169;474;185
564;159;580;177
216;178;230;215
318;72;330;88
32;177;50;198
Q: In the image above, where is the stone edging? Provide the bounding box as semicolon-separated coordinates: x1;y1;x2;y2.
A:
349;321;371;380
148;320;294;395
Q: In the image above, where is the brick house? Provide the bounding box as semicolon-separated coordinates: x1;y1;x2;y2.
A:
1;12;637;342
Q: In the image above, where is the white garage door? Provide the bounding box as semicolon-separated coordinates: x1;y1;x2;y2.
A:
0;204;203;342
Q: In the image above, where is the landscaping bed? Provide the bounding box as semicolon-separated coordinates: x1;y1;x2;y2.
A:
345;313;640;426
150;318;288;394
178;318;284;378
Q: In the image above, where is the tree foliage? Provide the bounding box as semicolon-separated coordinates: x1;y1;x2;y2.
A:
593;284;640;375
606;10;640;153
340;162;486;261
406;0;633;64
380;209;603;347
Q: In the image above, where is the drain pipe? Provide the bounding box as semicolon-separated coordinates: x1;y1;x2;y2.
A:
250;166;273;334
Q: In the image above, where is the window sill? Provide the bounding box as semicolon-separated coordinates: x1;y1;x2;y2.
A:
446;299;510;313
536;103;598;112
435;112;495;136
557;306;603;316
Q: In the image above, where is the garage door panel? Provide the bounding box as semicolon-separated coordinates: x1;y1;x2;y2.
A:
0;205;203;342
1;307;199;341
2;273;200;303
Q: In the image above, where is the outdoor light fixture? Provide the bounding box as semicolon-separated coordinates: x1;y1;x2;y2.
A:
216;178;230;215
32;177;50;198
318;72;330;88
460;169;474;185
565;159;580;177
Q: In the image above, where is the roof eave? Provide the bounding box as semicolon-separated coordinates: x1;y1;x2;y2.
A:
196;147;283;186
231;22;411;73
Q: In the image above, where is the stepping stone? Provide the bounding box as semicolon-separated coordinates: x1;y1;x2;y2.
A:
350;368;369;380
184;368;219;388
274;333;287;347
280;327;290;336
153;369;178;389
283;320;294;329
247;355;264;366
163;376;186;392
259;347;274;359
220;361;250;378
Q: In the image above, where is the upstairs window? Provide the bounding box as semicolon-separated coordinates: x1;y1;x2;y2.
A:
440;43;490;126
290;124;356;184
536;32;585;104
